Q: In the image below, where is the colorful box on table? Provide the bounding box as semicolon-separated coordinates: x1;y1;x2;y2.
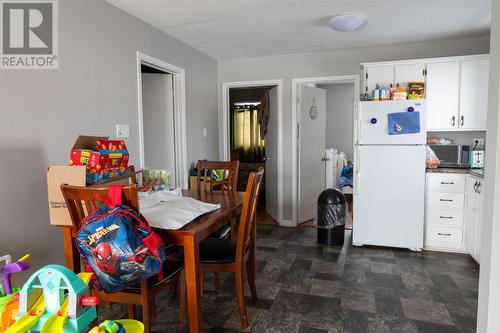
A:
69;136;129;185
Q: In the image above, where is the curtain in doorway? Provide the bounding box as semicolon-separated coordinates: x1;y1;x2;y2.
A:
232;104;265;163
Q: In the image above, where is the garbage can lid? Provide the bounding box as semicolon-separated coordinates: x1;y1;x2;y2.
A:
317;188;346;205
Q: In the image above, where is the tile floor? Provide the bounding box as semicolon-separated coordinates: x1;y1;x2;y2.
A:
98;225;479;332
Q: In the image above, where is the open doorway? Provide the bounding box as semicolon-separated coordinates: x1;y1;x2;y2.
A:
136;52;188;188
229;86;278;224
292;76;359;227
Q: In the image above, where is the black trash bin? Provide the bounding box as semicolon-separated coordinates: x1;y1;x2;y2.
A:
317;189;346;245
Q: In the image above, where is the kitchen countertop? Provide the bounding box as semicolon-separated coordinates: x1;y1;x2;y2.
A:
426;167;485;179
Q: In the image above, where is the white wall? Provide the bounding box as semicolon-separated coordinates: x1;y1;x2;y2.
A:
477;1;500;331
218;35;490;221
0;0;218;273
318;83;355;158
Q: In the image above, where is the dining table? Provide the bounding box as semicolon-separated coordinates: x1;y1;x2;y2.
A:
152;189;245;333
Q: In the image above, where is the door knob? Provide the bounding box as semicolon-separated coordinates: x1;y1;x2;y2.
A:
321;157;330;161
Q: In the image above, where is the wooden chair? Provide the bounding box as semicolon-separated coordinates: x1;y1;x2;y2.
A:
198;168;264;329
196;160;240;193
61;183;186;333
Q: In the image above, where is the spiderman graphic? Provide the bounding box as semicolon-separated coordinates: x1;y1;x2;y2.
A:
91;242;148;281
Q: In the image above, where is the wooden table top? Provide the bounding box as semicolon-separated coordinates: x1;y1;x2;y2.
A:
153;190;245;240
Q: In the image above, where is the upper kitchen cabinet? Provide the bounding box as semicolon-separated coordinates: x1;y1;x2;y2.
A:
459;58;489;130
426;61;460;130
364;65;394;94
394;63;426;88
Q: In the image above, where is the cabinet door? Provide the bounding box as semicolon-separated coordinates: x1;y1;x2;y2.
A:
475;180;484;262
465;177;478;257
459;58;489;130
426;61;460;130
394;63;426;90
364;65;394;95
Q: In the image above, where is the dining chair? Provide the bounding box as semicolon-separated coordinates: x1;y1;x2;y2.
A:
61;183;186;333
198;168;264;329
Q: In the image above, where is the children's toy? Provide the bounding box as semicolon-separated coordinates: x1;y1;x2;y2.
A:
89;320;144;333
0;254;30;332
4;264;99;333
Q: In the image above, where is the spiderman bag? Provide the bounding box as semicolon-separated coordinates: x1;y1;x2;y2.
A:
76;186;166;293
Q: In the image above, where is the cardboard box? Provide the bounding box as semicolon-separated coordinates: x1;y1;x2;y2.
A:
69;135;129;185
47;166;86;226
47;165;135;226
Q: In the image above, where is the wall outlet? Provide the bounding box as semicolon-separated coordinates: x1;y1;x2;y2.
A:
116;124;130;138
472;138;485;150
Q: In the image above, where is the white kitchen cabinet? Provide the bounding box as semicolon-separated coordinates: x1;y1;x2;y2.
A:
426;61;460;130
459;58;489;130
364;65;394;94
465;175;484;262
394;63;426;89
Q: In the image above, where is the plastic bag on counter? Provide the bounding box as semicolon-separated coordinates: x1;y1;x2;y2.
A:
427;136;453;145
426;145;441;169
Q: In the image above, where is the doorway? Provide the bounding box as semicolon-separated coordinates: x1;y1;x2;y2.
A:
292;76;359;226
136;52;188;188
222;80;283;225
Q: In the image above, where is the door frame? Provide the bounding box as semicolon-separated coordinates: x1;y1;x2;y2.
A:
221;79;284;225
292;75;360;226
136;52;188;189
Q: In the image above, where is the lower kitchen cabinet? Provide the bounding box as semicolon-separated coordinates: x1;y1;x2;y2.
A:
465;175;484;262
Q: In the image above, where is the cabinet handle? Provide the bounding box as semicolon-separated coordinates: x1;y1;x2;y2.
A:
441;182;455;185
438;233;452;236
477;182;481;194
439;216;453;219
451;116;456;126
439;199;453;202
461;115;464;126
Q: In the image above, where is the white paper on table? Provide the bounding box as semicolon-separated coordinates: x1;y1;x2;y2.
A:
139;188;221;230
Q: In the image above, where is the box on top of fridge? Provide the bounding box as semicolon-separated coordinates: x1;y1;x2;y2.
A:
69;135;129;185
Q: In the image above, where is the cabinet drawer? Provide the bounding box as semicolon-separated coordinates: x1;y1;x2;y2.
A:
427;173;466;193
426;209;464;227
426;226;463;245
426;193;464;210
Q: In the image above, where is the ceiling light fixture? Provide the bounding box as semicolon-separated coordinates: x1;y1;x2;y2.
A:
328;14;365;32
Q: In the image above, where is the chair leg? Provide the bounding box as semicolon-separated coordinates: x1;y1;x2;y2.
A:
214;272;221;293
200;272;205;296
179;271;187;324
235;270;249;329
128;304;135;319
140;281;151;333
246;260;257;302
171;276;179;297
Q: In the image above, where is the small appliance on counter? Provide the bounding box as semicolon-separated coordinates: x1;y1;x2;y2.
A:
429;144;470;168
470;140;485;169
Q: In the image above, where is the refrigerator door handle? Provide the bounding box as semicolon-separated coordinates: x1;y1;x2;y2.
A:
354;147;361;195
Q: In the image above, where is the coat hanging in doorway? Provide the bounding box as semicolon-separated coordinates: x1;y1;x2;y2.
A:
258;91;270;140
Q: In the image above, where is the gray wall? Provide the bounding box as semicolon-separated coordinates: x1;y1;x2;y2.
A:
218;35;491;222
318;83;355;158
0;0;218;274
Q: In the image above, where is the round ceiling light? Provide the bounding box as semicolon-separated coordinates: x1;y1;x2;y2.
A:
328;14;365;32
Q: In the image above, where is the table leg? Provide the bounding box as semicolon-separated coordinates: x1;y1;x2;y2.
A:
184;235;202;333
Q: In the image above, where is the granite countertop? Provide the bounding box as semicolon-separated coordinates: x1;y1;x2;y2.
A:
426;167;485;179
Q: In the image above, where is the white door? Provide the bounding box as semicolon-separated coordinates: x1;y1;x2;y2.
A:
353;145;426;249
459;58;489;130
365;65;394;94
298;85;326;223
426;61;460;130
265;87;279;222
394;63;426;88
358;100;426;145
141;73;176;185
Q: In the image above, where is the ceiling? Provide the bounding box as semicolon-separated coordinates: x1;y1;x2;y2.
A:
107;0;491;60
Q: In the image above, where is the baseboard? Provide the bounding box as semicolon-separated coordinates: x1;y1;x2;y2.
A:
279;219;296;227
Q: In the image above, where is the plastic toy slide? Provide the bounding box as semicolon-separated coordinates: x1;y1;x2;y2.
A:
3;294;44;333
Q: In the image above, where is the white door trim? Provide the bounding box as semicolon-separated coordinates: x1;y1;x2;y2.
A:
292;75;360;226
221;79;284;226
136;52;188;189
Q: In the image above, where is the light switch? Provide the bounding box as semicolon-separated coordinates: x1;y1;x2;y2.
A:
116;124;130;138
203;128;208;138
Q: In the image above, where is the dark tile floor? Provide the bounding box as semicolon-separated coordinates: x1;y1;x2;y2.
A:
98;225;479;332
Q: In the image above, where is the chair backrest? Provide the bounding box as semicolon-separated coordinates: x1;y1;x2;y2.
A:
235;168;264;265
196;160;240;192
61;184;139;231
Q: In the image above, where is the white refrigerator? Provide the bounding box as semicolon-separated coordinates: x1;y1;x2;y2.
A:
353;100;426;250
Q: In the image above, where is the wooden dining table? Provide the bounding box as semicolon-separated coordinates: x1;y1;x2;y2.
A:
59;189;246;333
154;189;245;333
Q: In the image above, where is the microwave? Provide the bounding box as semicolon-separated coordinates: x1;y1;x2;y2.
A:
429;144;470;168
